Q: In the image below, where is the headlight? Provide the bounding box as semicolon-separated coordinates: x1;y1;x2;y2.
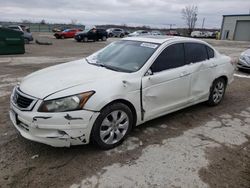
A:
38;91;95;112
239;55;245;61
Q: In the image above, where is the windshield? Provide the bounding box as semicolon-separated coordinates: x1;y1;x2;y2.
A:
83;28;92;33
63;29;70;32
86;40;159;72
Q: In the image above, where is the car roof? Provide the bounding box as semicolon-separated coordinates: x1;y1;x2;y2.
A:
122;35;207;45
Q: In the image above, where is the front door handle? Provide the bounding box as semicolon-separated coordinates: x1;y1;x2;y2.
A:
180;71;190;77
209;63;218;68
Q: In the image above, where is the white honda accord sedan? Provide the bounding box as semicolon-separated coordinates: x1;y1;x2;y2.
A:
10;36;234;149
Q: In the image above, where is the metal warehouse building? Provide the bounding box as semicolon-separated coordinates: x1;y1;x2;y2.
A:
220;14;250;41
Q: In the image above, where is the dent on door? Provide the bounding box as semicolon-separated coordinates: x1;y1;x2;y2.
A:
142;66;191;121
189;60;215;102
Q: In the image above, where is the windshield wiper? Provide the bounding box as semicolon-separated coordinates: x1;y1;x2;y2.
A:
86;58;129;72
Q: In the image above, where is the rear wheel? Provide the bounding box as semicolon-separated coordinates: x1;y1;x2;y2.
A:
91;103;133;150
102;36;107;41
207;78;226;106
24;38;29;44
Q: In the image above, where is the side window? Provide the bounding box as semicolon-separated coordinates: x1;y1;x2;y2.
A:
185;43;208;64
206;46;215;59
151;43;185;72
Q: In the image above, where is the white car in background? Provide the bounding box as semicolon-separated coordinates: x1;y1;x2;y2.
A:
191;31;208;38
9;36;234;149
238;48;250;70
128;30;151;37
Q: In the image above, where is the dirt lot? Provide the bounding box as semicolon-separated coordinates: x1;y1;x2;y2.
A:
0;33;250;188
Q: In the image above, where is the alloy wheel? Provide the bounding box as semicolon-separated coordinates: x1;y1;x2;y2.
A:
100;110;129;145
212;81;225;103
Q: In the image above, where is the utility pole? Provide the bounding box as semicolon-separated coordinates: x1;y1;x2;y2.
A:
201;18;205;29
164;24;176;30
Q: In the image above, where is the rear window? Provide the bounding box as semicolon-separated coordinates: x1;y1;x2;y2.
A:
206;46;215;59
185;43;208;64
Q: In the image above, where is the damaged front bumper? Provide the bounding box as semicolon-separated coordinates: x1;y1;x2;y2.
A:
9;103;99;147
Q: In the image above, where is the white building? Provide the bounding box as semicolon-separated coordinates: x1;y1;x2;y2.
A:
220;14;250;41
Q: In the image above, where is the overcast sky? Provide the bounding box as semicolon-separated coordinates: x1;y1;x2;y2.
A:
0;0;250;28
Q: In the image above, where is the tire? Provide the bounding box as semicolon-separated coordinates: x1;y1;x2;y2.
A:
207;78;226;106
91;103;133;150
120;33;124;38
101;36;107;41
108;33;113;38
83;37;88;42
75;36;82;42
24;38;29;44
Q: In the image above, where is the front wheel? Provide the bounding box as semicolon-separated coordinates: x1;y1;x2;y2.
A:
83;37;88;42
91;103;133;149
207;78;226;106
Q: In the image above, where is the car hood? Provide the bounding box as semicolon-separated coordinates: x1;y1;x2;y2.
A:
76;31;87;35
20;59;123;99
242;49;250;56
128;32;138;36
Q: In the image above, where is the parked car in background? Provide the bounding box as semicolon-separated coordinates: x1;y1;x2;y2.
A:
54;28;83;39
52;28;63;33
238;48;250;70
128;30;151;37
8;25;33;44
124;30;130;35
208;32;217;39
151;30;162;35
191;31;208;38
10;36;234;149
166;30;181;36
106;28;125;37
75;28;108;42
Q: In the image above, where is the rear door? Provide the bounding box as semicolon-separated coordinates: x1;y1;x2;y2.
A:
184;43;216;102
142;43;192;121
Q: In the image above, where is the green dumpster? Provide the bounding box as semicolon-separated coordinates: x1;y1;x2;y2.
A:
0;27;25;55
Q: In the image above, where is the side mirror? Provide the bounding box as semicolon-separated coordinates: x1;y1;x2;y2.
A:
145;68;153;76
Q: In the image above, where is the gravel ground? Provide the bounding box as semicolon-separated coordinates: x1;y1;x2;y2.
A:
0;33;249;188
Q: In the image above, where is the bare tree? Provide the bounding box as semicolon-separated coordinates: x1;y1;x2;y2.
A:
21;19;31;24
40;19;46;25
70;19;78;25
182;5;198;34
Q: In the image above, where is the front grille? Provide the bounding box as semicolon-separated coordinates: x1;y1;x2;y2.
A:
12;88;36;110
16;94;33;108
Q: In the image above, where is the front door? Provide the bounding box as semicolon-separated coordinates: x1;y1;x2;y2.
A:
142;43;191;121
